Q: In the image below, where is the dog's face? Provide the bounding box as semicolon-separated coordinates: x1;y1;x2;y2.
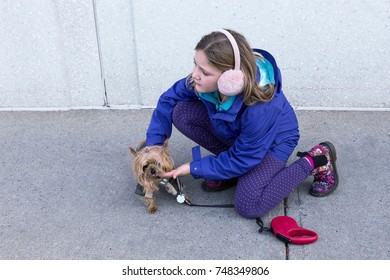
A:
129;141;174;192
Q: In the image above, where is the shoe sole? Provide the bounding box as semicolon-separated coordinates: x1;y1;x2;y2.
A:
310;141;339;197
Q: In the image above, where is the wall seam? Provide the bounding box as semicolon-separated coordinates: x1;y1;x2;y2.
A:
92;0;109;106
128;0;142;105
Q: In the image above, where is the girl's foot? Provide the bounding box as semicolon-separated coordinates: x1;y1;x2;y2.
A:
201;178;238;192
298;141;339;197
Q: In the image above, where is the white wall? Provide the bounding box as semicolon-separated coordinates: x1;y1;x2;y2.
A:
0;0;103;107
1;0;389;109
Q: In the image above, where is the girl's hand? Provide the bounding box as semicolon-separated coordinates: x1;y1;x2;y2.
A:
159;162;190;179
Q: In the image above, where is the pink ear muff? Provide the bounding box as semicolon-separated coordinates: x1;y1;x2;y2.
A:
217;29;245;96
218;69;245;96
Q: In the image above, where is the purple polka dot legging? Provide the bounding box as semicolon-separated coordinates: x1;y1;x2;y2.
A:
172;101;312;218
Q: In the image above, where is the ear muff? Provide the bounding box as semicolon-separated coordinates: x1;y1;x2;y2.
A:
217;29;245;96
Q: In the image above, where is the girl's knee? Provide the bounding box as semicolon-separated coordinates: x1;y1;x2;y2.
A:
172;101;187;125
172;101;202;128
234;200;268;219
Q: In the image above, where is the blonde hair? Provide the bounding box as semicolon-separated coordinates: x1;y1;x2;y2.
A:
193;29;275;106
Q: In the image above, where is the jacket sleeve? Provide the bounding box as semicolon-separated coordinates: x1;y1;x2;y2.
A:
190;104;281;180
146;77;197;146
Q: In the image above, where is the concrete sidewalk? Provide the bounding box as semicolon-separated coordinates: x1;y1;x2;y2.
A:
0;109;389;260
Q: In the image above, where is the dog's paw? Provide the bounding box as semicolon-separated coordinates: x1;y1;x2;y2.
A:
148;205;157;214
146;198;157;214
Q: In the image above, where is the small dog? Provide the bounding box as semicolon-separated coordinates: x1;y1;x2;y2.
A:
129;140;180;213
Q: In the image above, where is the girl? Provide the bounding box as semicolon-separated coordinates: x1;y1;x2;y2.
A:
143;29;338;218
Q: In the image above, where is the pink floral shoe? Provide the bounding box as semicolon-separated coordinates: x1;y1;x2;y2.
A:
201;178;238;192
299;141;339;197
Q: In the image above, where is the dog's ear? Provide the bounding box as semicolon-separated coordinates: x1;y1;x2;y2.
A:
163;139;169;149
128;147;137;157
136;140;147;151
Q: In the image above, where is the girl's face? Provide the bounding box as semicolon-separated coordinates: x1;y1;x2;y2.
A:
192;50;222;93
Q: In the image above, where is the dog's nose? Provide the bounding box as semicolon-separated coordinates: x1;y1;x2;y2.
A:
150;168;157;177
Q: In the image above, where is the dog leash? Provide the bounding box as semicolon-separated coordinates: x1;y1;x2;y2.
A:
173;177;234;208
166;177;318;245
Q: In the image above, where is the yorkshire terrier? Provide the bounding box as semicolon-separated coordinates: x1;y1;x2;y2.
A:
129;140;184;213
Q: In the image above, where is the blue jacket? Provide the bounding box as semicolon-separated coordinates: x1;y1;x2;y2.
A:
146;49;299;180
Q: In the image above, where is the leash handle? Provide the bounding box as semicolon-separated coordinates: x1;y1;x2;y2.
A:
270;216;318;245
